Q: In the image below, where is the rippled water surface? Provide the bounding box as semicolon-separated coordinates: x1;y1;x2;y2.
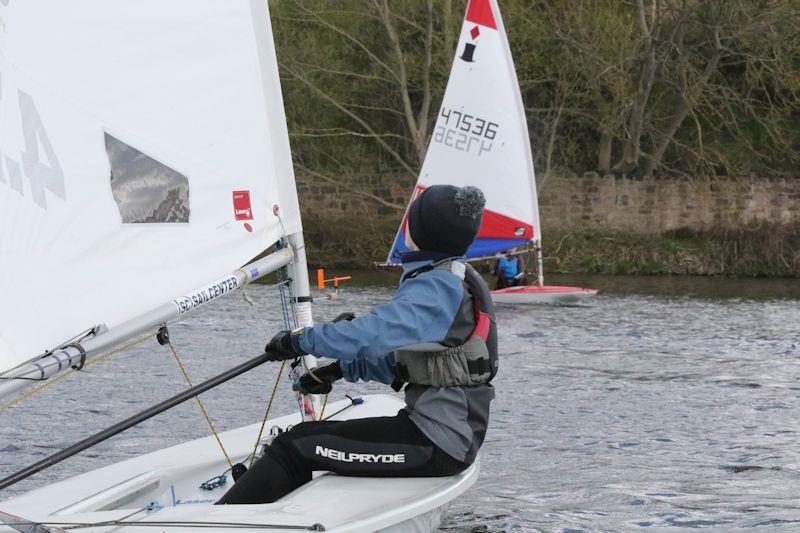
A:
1;275;799;531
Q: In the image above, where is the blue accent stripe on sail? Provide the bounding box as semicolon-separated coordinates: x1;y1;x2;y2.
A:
465;238;529;258
387;231;408;265
388;234;527;264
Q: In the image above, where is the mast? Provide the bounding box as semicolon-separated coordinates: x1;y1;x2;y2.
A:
288;231;313;331
288;230;324;420
536;241;545;286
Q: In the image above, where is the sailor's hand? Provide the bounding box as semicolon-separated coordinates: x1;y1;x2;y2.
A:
265;329;306;361
298;361;343;395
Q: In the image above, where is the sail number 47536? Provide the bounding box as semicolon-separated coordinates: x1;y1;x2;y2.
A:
0;71;66;209
434;106;499;157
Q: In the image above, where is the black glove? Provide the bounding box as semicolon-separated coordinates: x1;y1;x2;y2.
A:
265;329;307;362
333;312;355;323
298;361;343;395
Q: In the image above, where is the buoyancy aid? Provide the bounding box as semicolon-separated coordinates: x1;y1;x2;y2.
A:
392;260;498;389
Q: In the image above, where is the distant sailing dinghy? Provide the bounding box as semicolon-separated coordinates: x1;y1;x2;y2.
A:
0;1;475;530
491;284;597;305
385;0;597;305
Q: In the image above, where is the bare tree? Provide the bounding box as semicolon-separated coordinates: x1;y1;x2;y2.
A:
614;0;660;174
275;0;444;180
372;0;434;164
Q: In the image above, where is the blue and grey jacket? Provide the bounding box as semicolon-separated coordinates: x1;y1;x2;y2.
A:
298;251;495;464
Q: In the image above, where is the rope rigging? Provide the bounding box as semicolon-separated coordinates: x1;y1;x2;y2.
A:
157;325;233;469
153;224;323;476
235;229;330;476
247;359;286;469
242;247;310;470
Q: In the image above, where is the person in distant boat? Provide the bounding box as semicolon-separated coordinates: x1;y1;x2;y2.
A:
493;248;524;289
217;184;497;505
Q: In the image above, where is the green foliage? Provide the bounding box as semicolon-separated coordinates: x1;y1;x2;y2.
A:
272;0;799;181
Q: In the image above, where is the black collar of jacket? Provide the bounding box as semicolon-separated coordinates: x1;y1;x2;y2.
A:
399;250;453;264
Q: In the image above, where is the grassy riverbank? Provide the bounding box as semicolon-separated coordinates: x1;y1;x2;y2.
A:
543;225;800;277
303;214;800;278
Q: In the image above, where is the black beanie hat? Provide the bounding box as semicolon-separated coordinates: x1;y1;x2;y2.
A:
407;184;486;256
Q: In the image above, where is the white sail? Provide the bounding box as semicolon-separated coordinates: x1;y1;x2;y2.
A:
387;0;540;264
0;0;302;374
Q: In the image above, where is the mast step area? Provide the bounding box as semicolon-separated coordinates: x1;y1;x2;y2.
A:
0;395;477;532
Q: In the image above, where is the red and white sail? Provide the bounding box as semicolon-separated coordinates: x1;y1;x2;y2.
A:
387;0;540;264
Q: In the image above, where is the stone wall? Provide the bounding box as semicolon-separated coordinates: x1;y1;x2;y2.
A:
297;172;800;234
538;173;800;233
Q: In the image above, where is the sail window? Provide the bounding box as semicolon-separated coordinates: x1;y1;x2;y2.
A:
105;133;189;223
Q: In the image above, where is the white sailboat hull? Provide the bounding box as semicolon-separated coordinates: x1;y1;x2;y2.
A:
0;394;477;532
492;285;598;305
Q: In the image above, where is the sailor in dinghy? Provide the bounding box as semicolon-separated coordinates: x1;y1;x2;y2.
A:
382;0;597;304
217;185;498;505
